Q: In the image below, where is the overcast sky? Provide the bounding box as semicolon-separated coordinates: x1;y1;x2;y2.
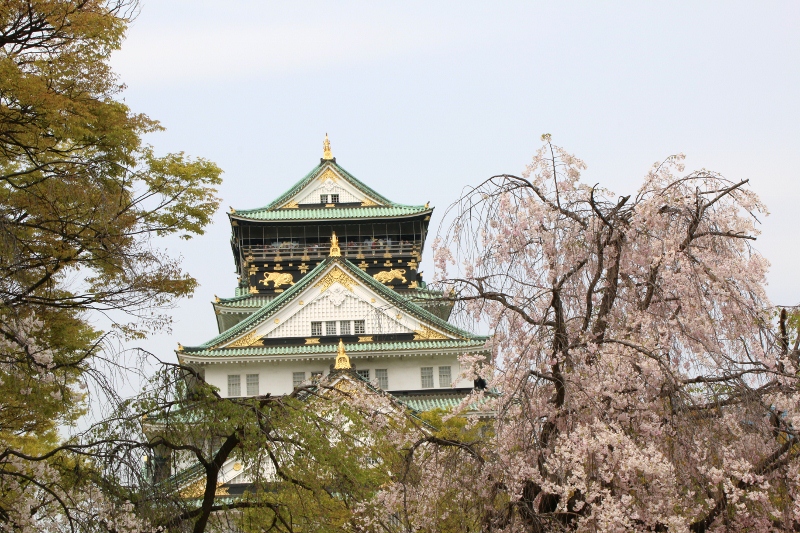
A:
110;1;800;364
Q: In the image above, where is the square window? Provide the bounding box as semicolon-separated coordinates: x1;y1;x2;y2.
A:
246;374;259;396
340;320;351;335
227;375;241;397
420;367;434;389
320;194;328;204
293;372;305;388
330;194;339;203
354;320;366;334
375;369;388;389
438;366;452;388
357;369;370;380
311;322;322;336
326;321;337;336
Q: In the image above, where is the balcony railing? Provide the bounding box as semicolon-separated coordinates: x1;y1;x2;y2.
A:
241;241;420;262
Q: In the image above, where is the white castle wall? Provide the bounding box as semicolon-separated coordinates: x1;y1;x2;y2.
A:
296;177;365;205
203;352;470;397
267;290;409;338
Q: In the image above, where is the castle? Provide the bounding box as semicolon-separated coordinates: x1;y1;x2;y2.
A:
177;135;488;410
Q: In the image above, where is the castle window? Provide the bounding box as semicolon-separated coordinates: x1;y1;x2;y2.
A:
357;369;370;380
320;194;328;204
246;374;260;396
340;320;351;335
439;366;452;388
420;367;434;388
311;322;322;336
326;321;337;336
227;375;241;397
375;369;388;389
292;372;305;388
354;320;366;334
330;194;339;203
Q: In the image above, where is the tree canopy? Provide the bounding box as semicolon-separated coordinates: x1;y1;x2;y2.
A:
410;135;800;532
0;0;222;528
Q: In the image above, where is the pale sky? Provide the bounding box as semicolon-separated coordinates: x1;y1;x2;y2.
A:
110;1;800;364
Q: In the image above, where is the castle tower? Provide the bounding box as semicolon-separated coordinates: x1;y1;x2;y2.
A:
178;137;487;410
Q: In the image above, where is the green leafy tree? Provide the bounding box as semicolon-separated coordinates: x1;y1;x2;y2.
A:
100;365;407;533
0;0;222;528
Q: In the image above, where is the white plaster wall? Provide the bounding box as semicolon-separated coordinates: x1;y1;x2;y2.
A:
296;177;365;205
268;291;408;338
202;352;470;397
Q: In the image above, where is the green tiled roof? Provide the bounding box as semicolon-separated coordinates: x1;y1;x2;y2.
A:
231;205;431;221
397;395;490;413
182;257;486;354
181;338;487;358
230;161;431;221
216;294;274;308
399;397;464;411
219;286;441;309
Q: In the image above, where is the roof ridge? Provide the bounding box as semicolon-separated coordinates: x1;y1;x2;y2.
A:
231;161;421;214
182;338;488;356
328;161;396;207
190;260;331;349
183;257;482;352
342;260;480;340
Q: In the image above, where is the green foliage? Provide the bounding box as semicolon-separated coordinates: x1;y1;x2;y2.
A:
0;0;222;527
119;368;405;533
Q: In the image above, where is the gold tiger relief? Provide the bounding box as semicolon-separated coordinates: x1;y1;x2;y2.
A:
260;272;294;288
373;269;407;284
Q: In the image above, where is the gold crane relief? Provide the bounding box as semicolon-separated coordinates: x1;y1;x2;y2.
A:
260;272;294;288
373;269;406;284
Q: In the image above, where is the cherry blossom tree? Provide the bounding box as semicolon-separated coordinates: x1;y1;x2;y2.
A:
405;135;800;532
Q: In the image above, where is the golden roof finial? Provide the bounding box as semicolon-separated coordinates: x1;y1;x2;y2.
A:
322;133;333;160
334;339;351;369
329;231;341;257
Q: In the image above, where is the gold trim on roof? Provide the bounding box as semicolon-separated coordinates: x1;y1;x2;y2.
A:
361;198;378;207
315;266;355;293
282;200;299;209
413;325;448;341
319;167;338;182
334;339;351;369
226;330;262;348
180;478;230;499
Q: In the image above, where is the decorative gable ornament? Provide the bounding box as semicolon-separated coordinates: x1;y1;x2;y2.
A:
334;339;351;369
322;133;333;160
